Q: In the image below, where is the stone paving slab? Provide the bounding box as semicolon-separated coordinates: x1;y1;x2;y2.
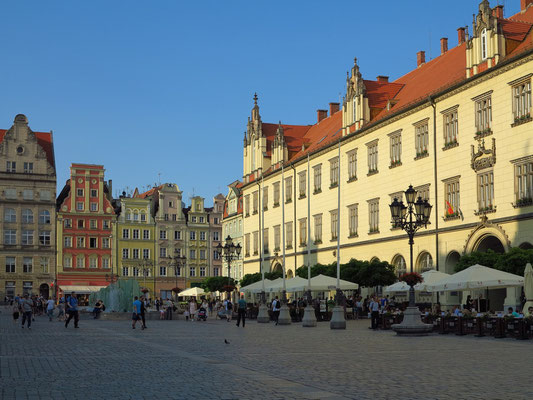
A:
1;309;532;399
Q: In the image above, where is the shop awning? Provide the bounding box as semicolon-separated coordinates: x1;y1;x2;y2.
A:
59;285;106;294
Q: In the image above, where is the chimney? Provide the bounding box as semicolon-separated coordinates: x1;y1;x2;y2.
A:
317;109;328;123
493;5;504;19
457;27;466;45
329;102;340;115
376;75;389;83
440;38;448;55
521;0;533;11
417;51;425;67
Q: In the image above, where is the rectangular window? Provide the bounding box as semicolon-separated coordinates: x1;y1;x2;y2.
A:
133;229;140;239
90;189;98;197
174;266;181;277
199;216;205;223
368;199;380;233
512;80;531;120
4;229;16;245
273;182;280;206
103;220;110;230
140;213;146;222
174;230;181;240
102;258;109;269
132;249;140;259
89;258;97;268
190;231;196;240
475;94;492;133
122;267;129;276
252;191;258;214
102;237;110;248
23;190;34;200
40;190;51;201
77;188;84;197
160;230;167;239
367;141;378;174
389;131;402;166
213;231;219;241
39;231;51;246
200;267;206;277
245;195;250;216
313;164;322;193
274;225;281;251
415;121;429;157
160;247;167;258
40;257;49;273
199;249;206;260
347;150;357;181
213;250;220;260
64;256;72;269
22;209;33;224
133;267;139;277
200;231;206;241
5;188;16;199
191;216;196;223
477;171;494;210
245;233;251;256
330;157;339;187
348;205;358;237
189;249;196;259
4;208;16;222
90;203;98;212
76;202;84;211
263;186;268;210
122;249;129;259
24;162;33;173
5;257;15;273
64;236;72;248
144;230;150;240
22;230;34;245
515;161;533;203
159;266;167;276
189;267;196;277
64;218;72;228
330;210;338;240
253;231;259;255
23;257;33;273
213;267;219;277
314;214;322;243
443;109;458;146
77;219;85;229
77;237;85;248
89;219;97;229
299;218;307;246
123;229;129;239
142;249;150;259
299;171;306;197
285;221;293;249
263;228;269;253
6;161;16;173
285;177;292;203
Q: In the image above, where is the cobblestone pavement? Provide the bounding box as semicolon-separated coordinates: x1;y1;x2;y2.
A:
1;309;532;400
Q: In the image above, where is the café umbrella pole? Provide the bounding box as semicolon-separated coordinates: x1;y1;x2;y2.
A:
257;174;270;323
277;162;291;325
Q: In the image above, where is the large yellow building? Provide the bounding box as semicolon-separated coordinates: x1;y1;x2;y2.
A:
239;0;533;310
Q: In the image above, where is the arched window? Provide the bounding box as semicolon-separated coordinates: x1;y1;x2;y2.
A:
4;208;16;222
22;209;33;224
126;211;131;220
481;28;487;60
416;251;433;272
352;96;357;123
392;254;406;277
39;210;51;224
133;211;139;221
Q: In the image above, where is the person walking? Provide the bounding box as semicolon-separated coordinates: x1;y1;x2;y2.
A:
223;297;232;322
20;293;33;329
189;299;197;321
165;298;173;320
65;292;79;329
56;296;65;321
140;296;147;329
272;296;281;325
12;301;20;324
369;296;380;330
46;297;55;321
236;295;247;327
132;296;143;329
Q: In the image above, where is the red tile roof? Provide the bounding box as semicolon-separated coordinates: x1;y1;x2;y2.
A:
261;123;311;156
0;128;55;168
499;18;532;41
364;80;404;109
137;185;162;199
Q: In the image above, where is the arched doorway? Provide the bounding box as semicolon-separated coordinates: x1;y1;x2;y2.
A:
272;263;282;274
519;242;533;250
475;235;505;253
445;251;461;274
39;283;49;299
391;254;406;277
416;252;433;272
287;269;294;278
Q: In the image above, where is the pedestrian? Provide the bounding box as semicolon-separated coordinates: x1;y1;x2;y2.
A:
223;297;232;322
140;296;147;329
189;299;197;321
46;297;55;321
155;298;160;312
57;296;65;321
132;296;143;329
20;293;33;329
369;296;380;330
165;298;173;320
12;301;20;324
236;295;247;327
272;296;281;325
65;292;80;329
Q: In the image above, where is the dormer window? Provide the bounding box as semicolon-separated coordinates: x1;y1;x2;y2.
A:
481;29;487;60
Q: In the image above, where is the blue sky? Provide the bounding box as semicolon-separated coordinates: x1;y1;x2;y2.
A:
0;0;521;203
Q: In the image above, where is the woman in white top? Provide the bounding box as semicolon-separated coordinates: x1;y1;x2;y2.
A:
189;299;197;321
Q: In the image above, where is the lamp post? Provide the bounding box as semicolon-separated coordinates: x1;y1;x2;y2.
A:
105;273;119;285
140;258;154;300
389;184;433;335
216;236;241;302
169;249;186;300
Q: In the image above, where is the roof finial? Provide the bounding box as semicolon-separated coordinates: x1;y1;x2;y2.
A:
353;57;357;65
253;92;258;105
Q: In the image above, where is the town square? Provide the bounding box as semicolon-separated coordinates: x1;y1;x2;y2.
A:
2;0;533;399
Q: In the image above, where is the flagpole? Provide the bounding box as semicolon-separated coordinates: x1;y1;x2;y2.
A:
257;173;269;323
303;151;317;327
278;161;291;325
331;138;346;329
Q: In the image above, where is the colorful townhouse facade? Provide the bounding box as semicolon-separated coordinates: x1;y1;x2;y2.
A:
56;164;116;303
0;114;56;299
207;194;224;278
222;181;244;281
239;0;533;310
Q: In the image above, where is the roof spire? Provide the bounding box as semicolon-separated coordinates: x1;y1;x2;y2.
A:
253;92;258;105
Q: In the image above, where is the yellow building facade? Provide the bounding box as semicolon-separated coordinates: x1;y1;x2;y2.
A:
239;1;533;310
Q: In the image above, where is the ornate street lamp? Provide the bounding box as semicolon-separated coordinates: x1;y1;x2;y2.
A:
105;273;119;285
140;258;154;297
216;236;241;300
389;185;433;335
169;249;186;300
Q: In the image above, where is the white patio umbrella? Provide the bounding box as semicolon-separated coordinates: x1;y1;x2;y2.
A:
384;270;451;293
240;279;272;293
284;276;309;292
291;274;358;292
427;264;524;292
523;263;533;313
178;287;205;297
251;277;284;294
